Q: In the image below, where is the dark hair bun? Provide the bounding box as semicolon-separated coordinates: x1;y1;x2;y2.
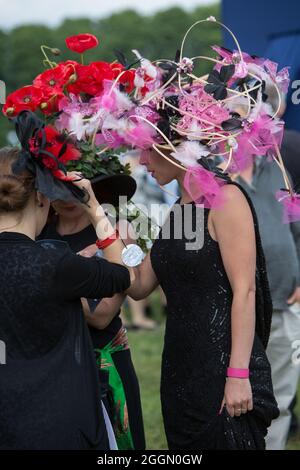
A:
0;147;35;213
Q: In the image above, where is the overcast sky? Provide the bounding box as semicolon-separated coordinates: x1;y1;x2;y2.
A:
0;0;217;29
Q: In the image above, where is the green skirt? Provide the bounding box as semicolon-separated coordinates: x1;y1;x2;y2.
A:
95;327;134;450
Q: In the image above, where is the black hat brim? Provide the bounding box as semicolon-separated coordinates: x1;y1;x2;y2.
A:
90;174;136;207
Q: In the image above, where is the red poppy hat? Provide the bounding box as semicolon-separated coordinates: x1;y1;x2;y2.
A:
11;110;88;203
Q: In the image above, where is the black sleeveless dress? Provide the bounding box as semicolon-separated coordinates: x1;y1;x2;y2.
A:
150;182;279;450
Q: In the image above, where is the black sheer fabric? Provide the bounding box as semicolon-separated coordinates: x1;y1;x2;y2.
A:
0;232;130;449
150;181;279;450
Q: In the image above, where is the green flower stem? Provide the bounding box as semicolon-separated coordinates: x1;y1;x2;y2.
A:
40;45;57;69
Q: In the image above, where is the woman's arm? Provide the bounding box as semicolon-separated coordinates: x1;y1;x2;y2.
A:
78;219;133;327
71;173;159;299
55;252;131;301
81;295;125;330
126;252;159;300
210;184;256;417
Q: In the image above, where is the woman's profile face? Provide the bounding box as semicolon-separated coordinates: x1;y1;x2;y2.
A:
51;200;85;220
139;148;180;185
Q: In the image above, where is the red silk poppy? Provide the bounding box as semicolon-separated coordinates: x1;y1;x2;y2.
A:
66;61;114;96
119;70;136;93
110;62;125;78
33;64;73;90
39;87;65;115
33;65;72;114
110;63;136;93
3;85;43;116
65;33;99;54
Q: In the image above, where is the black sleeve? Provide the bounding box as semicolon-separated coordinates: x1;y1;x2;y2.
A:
54;252;130;301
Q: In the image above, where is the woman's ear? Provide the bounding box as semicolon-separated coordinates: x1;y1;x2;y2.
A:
36;191;44;208
36;191;49;209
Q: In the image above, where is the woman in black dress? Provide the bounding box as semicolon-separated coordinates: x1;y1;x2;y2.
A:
81;146;279;450
39;202;145;450
0;145;134;450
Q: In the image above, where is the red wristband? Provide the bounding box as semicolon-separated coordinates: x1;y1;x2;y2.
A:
227;367;249;379
96;230;119;250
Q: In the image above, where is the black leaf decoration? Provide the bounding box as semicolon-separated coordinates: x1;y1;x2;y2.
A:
159;49;182;85
260;80;268;102
159;62;175;71
221;117;243;131
126;58;141;71
245;78;260;102
164;95;180;118
159;59;177;85
213;166;232;182
187;75;193;86
174;49;180;64
114;49;127;67
219;64;235;83
198;157;213;171
198;156;231;182
204;64;235;100
218;46;233;55
114;49;141;71
233;76;265;104
157;119;171;139
231;112;241;118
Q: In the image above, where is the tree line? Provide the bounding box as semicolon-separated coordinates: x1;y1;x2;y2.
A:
0;4;220;145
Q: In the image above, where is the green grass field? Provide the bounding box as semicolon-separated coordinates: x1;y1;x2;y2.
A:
128;323;300;450
128;325;167;450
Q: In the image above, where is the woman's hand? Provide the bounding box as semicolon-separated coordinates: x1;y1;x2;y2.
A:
68;172;99;210
68;171;114;241
69;172;157;297
220;378;253;418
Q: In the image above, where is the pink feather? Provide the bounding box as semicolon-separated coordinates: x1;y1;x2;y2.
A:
183;165;227;209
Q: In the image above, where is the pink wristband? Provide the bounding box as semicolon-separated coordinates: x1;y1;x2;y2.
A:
227;367;249;379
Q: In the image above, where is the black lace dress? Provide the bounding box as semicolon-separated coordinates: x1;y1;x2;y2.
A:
150;182;279;450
